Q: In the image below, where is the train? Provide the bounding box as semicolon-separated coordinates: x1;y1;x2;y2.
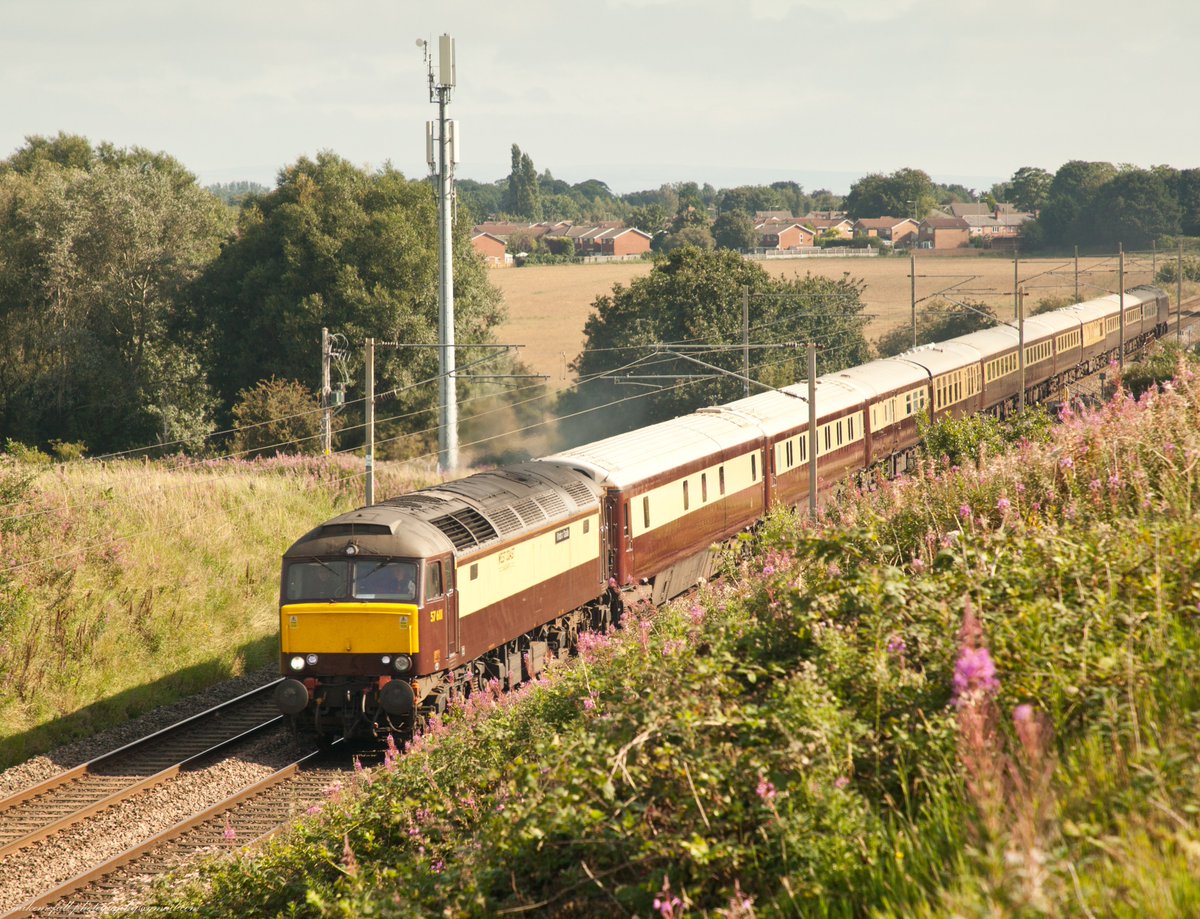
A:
273;284;1170;740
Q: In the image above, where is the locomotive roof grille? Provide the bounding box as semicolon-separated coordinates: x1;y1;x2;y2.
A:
561;479;593;507
429;508;498;550
320;523;392;538
384;494;445;511
535;491;569;517
488;506;523;535
512;497;547;526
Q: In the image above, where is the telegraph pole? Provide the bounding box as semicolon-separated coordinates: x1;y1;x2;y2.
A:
320;327;332;455
742;286;750;398
1118;243;1126;372
807;343;818;521
1017;287;1026;413
910;252;917;348
1179;240;1184;342
422;34;459;473
365;338;375;506
1074;245;1079;302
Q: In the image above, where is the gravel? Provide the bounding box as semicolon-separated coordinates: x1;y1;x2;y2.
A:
0;665;279;799
0;727;310;913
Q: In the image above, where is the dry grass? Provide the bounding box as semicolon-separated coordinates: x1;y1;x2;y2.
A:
492;253;1163;388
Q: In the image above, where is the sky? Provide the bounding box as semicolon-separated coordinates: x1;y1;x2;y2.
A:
2;0;1197;197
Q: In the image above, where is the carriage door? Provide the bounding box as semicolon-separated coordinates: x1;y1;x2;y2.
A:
424;555;458;668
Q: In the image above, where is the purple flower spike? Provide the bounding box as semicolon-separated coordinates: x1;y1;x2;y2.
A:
953;646;999;702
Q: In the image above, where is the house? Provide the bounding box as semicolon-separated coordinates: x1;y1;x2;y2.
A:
754;210;796;222
592;227;653;257
755;220;816;251
801;216;854;240
961;213;1032;240
470;232;510;267
852;217;919;247
917;216;971;249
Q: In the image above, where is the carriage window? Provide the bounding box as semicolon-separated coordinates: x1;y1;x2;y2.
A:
683;481;690;511
470;563;478;581
426;561;444;600
583;518;590;534
719;466;726;495
701;473;708;502
751;454;757;481
643;496;650;530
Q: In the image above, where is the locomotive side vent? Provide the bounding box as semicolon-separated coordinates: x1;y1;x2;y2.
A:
430;508;498;550
320;523;392;537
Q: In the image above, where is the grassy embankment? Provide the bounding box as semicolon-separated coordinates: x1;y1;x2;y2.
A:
141;352;1200;917
0;453;430;767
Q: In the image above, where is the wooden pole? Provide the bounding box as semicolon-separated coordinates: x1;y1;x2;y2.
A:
365;337;375;506
808;343;818;521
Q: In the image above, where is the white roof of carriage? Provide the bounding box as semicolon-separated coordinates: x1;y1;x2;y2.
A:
539;408;762;488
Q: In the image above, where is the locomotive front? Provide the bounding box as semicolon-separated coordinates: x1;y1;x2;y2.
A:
273;509;452;740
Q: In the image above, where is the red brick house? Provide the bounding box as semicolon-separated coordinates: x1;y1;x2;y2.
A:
470;232;510;267
917;216;971;249
801;216;854;240
592;227;653;257
755;220;815;251
852;217;919;247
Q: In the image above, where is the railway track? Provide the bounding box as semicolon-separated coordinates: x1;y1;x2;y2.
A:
9;749;351;918
0;679;327;916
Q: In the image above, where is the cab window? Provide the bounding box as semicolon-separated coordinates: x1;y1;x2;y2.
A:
285;559;349;602
353;559;418;601
426;561;444;600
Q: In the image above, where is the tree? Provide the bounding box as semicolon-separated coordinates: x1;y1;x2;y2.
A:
501;144;543;220
184;152;505;457
712;211;759;251
0;136;230;453
230;377;328;457
875;299;998;358
843;168;937;219
661;225;715;252
1036;160;1117;248
556;247;870;444
1007;166;1052;212
1084;169;1180;249
1176;168;1200;236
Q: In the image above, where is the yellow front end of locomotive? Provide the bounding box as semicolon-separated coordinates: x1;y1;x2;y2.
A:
280;603;420;654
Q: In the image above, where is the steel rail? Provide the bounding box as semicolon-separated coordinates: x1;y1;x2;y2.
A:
7;747;340;919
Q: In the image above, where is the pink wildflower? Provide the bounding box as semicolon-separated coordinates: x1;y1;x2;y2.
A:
654;876;683;919
834;776;850;789
755;774;777;804
953;646;999;703
996;497;1011;513
958;503;972;520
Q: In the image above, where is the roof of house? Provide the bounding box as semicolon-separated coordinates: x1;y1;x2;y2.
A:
754;210;795;220
920;217;971;230
801;217;853;229
946;202;991;217
595;227;652;241
470;231;506;244
854;217;918;230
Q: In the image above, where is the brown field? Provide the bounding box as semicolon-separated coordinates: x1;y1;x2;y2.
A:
492;253;1160;387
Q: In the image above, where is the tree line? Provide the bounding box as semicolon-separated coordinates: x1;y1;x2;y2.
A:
0;133;509;459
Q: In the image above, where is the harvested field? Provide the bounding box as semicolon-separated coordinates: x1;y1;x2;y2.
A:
492;253;1160;388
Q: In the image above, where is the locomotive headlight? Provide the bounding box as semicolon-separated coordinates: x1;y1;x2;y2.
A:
289;655;305;671
381;655;391;665
306;653;319;666
393;654;412;673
